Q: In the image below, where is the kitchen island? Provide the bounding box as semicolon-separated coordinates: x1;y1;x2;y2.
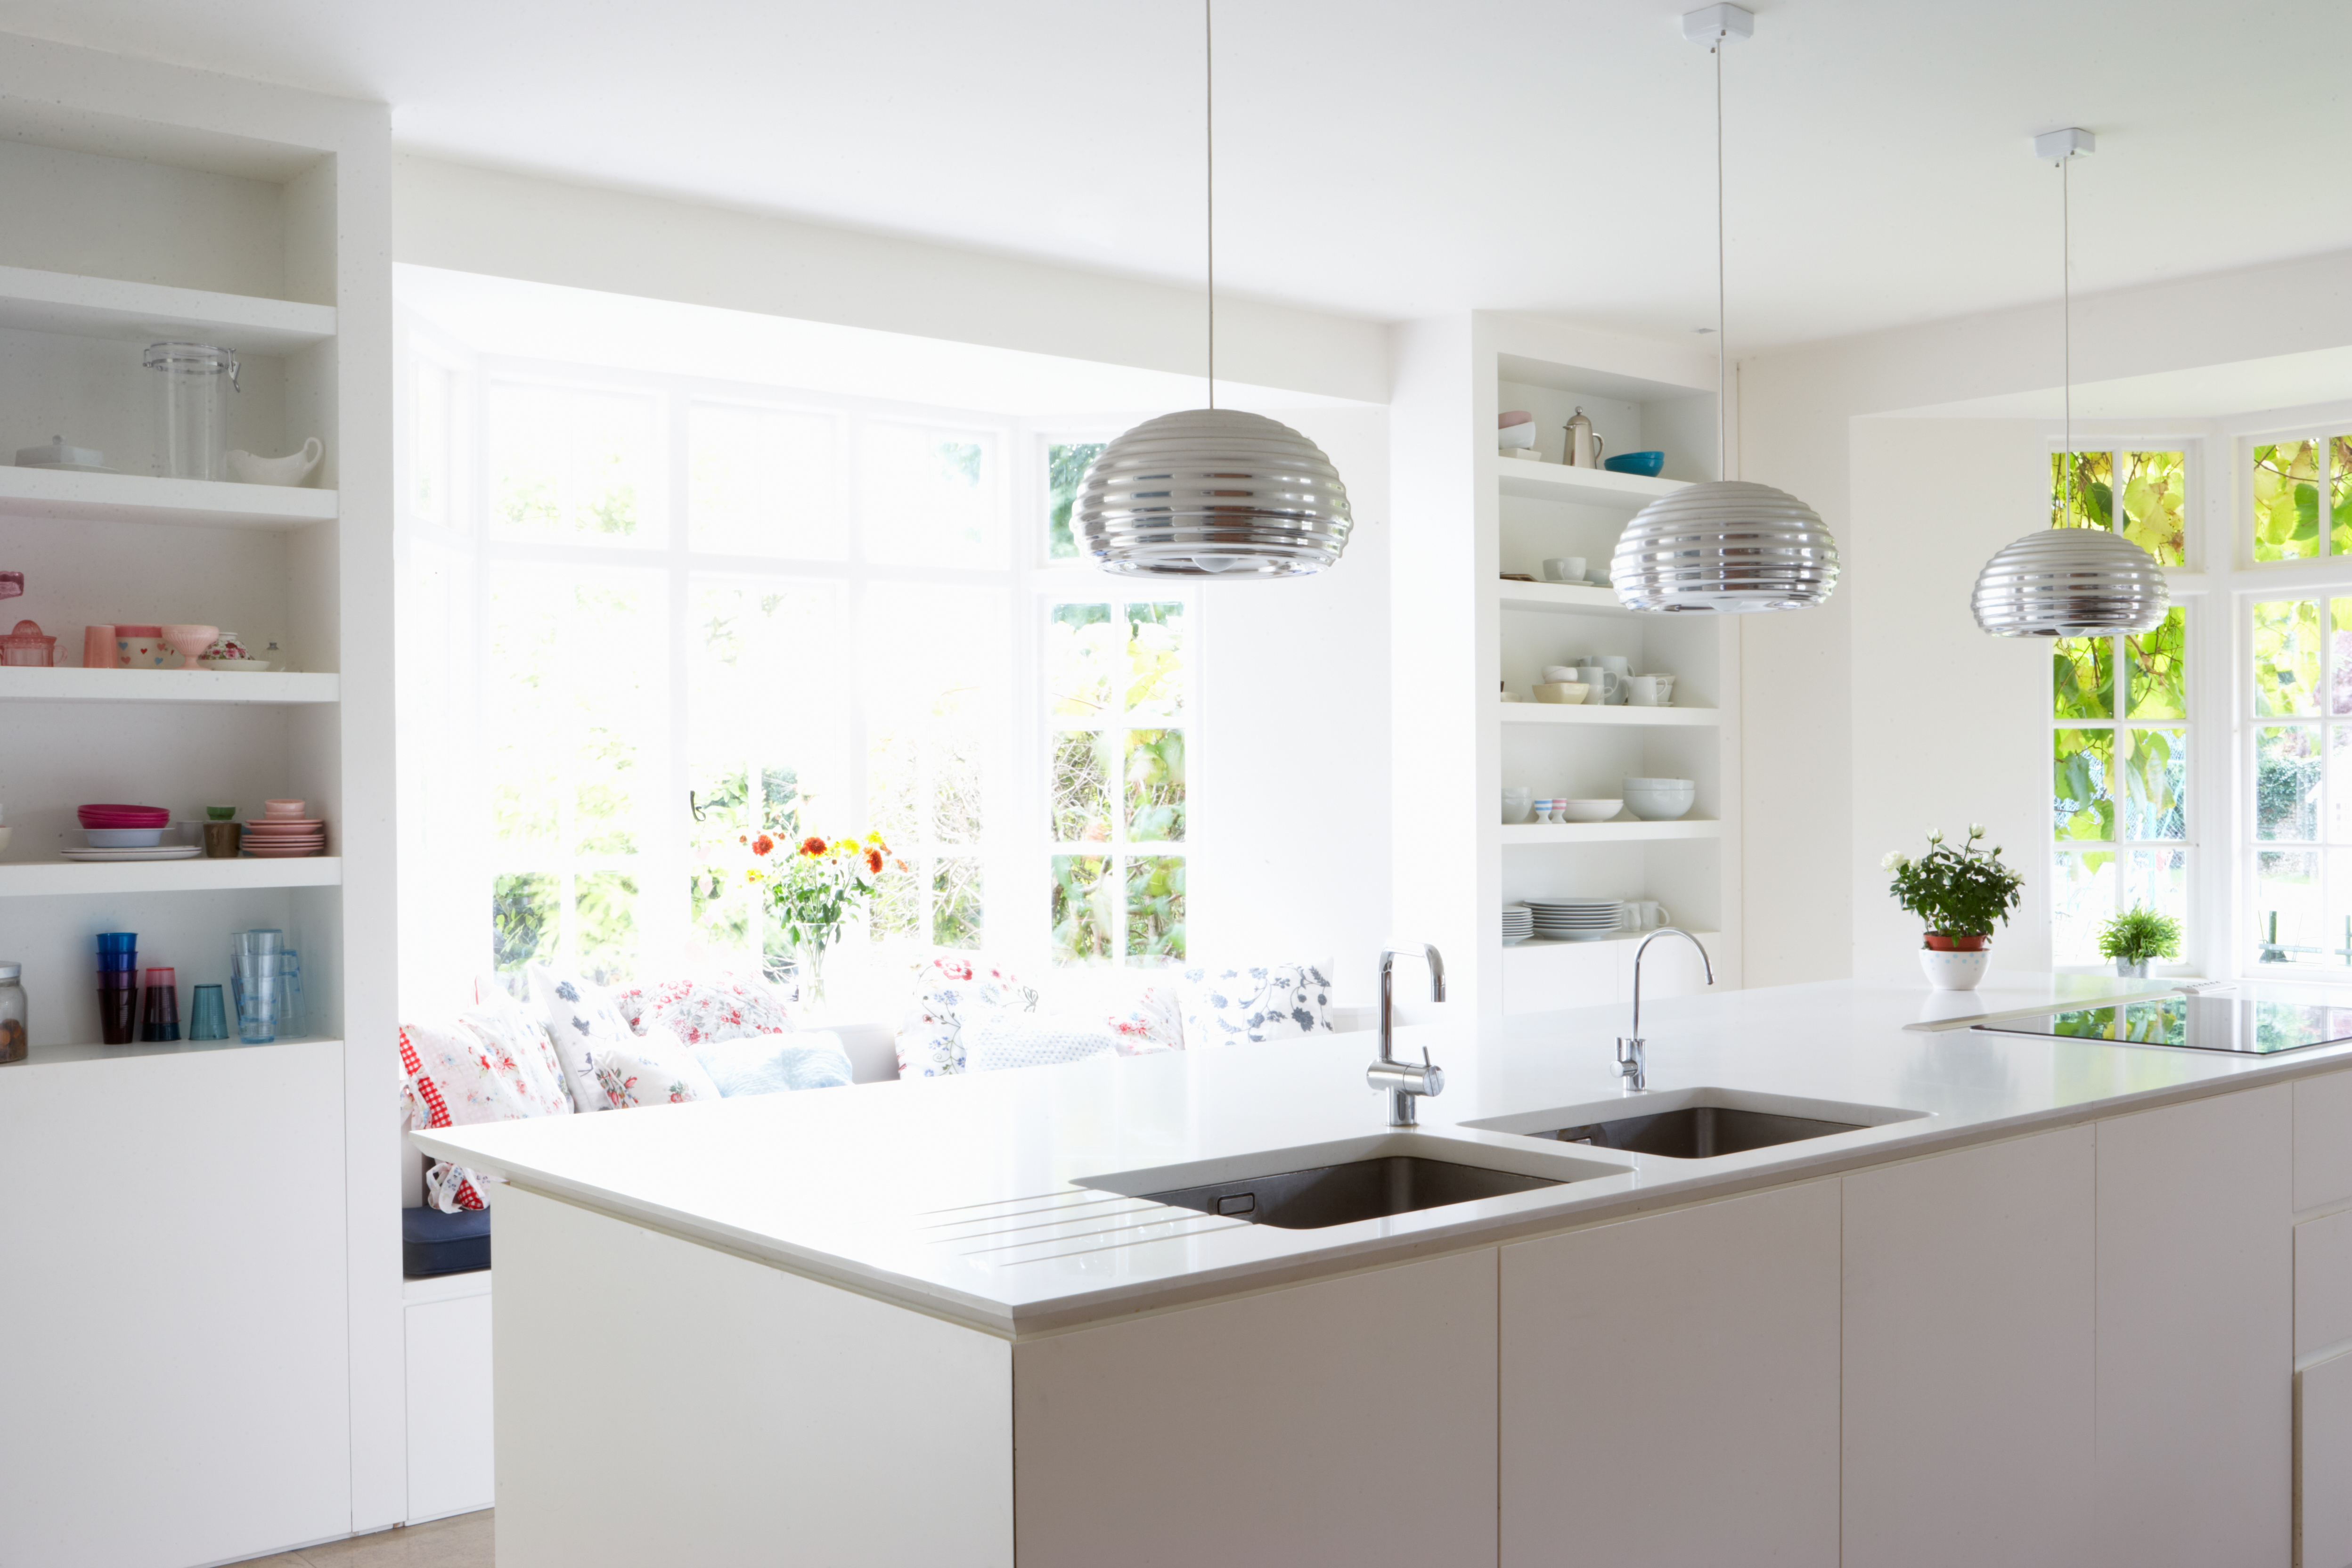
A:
417;973;2352;1567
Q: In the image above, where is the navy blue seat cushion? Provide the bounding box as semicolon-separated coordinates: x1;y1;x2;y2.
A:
403;1204;491;1278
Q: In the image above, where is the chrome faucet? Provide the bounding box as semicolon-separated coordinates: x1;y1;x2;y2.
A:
1616;927;1714;1092
1369;944;1446;1126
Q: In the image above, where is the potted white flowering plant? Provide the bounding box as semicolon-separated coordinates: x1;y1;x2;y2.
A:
1882;825;2026;991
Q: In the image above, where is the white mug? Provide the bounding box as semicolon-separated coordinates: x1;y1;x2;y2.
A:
1574;664;1625;703
1501;788;1533;825
1643;672;1677;706
1627;675;1661;706
1541;556;1587;583
1631;900;1671;929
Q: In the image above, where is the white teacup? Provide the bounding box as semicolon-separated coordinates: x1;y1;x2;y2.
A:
1628;675;1661;706
1643;673;1677;706
1574;664;1625;703
1501;788;1533;825
1541;556;1588;583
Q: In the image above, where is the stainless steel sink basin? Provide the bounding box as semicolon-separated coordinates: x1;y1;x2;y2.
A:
1540;1103;1861;1158
1144;1155;1561;1230
1463;1086;1929;1160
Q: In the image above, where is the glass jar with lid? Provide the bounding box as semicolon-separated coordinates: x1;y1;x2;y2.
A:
143;341;240;480
0;962;25;1063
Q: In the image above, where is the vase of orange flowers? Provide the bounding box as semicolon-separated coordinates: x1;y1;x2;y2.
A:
743;831;897;1006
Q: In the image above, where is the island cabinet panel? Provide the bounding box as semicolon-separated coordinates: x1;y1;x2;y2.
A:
1496;1179;1841;1567
2300;1208;2352;1359
2093;1084;2293;1568
2302;1348;2352;1568
2298;1068;2352;1213
492;1187;1013;1568
1011;1248;1499;1568
1841;1127;2098;1567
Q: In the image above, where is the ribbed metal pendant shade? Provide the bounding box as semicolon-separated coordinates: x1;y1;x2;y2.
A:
1074;408;1352;578
1611;479;1841;612
1971;526;2168;637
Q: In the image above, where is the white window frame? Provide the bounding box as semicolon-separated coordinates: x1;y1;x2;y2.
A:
395;314;1200;1003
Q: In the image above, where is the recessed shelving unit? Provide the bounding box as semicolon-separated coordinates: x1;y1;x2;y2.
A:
18;1033;341;1069
1393;313;1738;1019
0;667;338;702
0;465;337;528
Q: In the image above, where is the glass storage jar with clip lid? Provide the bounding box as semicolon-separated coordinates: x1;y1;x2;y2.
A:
143;342;240;480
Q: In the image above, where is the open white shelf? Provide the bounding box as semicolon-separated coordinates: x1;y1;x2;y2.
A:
0;668;338;702
1498;820;1719;845
1503;928;1723;951
0;466;337;528
16;1035;340;1070
1495;580;1640;618
0;856;341;897
0;263;336;351
1501;701;1720;728
1495;458;1685;508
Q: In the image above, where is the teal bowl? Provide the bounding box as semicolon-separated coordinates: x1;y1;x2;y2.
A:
1603;450;1666;477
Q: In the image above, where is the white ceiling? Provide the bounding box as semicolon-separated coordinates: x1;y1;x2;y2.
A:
2;0;2345;351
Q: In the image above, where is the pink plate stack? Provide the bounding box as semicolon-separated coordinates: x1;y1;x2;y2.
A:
78;803;170;830
244;808;326;857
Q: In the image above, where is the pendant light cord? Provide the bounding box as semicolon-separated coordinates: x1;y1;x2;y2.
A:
1715;39;1727;480
1204;0;1216;411
2061;151;2072;526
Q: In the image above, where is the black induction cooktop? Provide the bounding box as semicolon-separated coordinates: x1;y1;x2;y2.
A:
1972;992;2352;1056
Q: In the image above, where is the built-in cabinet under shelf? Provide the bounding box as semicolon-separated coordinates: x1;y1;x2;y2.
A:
0;668;337;702
0;466;337;528
0;857;341;897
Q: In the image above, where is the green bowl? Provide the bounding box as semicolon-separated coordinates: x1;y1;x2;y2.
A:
205;805;237;821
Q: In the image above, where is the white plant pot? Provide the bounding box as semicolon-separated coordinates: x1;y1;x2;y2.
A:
1919;947;1990;991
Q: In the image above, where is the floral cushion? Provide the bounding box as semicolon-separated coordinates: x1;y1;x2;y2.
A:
962;1011;1126;1074
895;956;1041;1078
1037;967;1185;1055
529;965;721;1111
399;989;575;1214
609;972;796;1046
1178;963;1335;1046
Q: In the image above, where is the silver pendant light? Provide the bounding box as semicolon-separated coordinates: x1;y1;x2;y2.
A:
1611;5;1839;615
1972;130;2168;637
1073;1;1352;578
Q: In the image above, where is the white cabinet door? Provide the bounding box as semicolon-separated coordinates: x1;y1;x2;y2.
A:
2094;1084;2293;1568
2298;1069;2352;1214
0;1043;352;1568
1502;937;1619;1016
2303;1348;2352;1568
1013;1248;1498;1568
2302;1209;2352;1360
406;1290;494;1523
1498;1180;1840;1567
1843;1127;2097;1567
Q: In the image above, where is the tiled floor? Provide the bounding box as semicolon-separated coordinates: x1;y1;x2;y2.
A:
230;1510;493;1567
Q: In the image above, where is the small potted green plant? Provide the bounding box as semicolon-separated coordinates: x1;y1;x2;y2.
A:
2097;904;2182;978
1882;826;2026;990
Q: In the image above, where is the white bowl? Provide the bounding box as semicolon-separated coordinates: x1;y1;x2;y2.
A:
1622;777;1696;822
87;826;164;848
1554;799;1622;823
1501;788;1533;825
1541;665;1582;683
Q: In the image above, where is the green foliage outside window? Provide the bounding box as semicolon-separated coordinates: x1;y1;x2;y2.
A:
2117;451;2187;566
2253;441;2323;562
2052;636;2113;720
491;872;558;995
1125;857;1185;961
2127;608;2187;719
1125;729;1185;841
2253;600;2325;717
2054;728;2115;843
1047;442;1106;560
2051;451;2113;530
1051;855;1114;964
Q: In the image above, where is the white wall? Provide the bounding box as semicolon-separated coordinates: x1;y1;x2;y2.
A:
1741;247;2352;985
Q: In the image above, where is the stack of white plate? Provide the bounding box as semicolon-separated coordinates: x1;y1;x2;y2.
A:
1525;896;1628;941
1502;905;1534;944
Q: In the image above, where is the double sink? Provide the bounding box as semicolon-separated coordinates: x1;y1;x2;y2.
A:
1086;1088;1927;1232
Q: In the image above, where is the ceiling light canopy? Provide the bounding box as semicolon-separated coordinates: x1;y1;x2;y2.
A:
1073;1;1351;579
1971;128;2169;638
1612;4;1839;615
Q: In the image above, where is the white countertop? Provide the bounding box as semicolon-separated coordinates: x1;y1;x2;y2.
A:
415;973;2352;1336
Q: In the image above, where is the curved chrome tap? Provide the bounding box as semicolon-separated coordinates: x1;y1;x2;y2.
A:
1368;944;1446;1127
1616;927;1714;1092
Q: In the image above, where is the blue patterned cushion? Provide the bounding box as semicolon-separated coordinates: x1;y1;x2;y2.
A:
1177;964;1334;1046
693;1029;854;1095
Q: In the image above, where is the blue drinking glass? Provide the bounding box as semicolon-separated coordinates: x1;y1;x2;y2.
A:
188;984;229;1041
95;931;136;954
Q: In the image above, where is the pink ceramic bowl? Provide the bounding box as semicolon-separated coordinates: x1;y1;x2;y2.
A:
263;799;306;818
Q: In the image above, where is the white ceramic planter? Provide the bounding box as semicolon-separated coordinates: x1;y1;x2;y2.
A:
1919;947;1991;991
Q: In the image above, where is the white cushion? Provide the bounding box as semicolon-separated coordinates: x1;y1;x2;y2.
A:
530;966;721;1111
609;972;797;1045
1178;963;1335;1046
961;1011;1124;1073
896;956;1041;1078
